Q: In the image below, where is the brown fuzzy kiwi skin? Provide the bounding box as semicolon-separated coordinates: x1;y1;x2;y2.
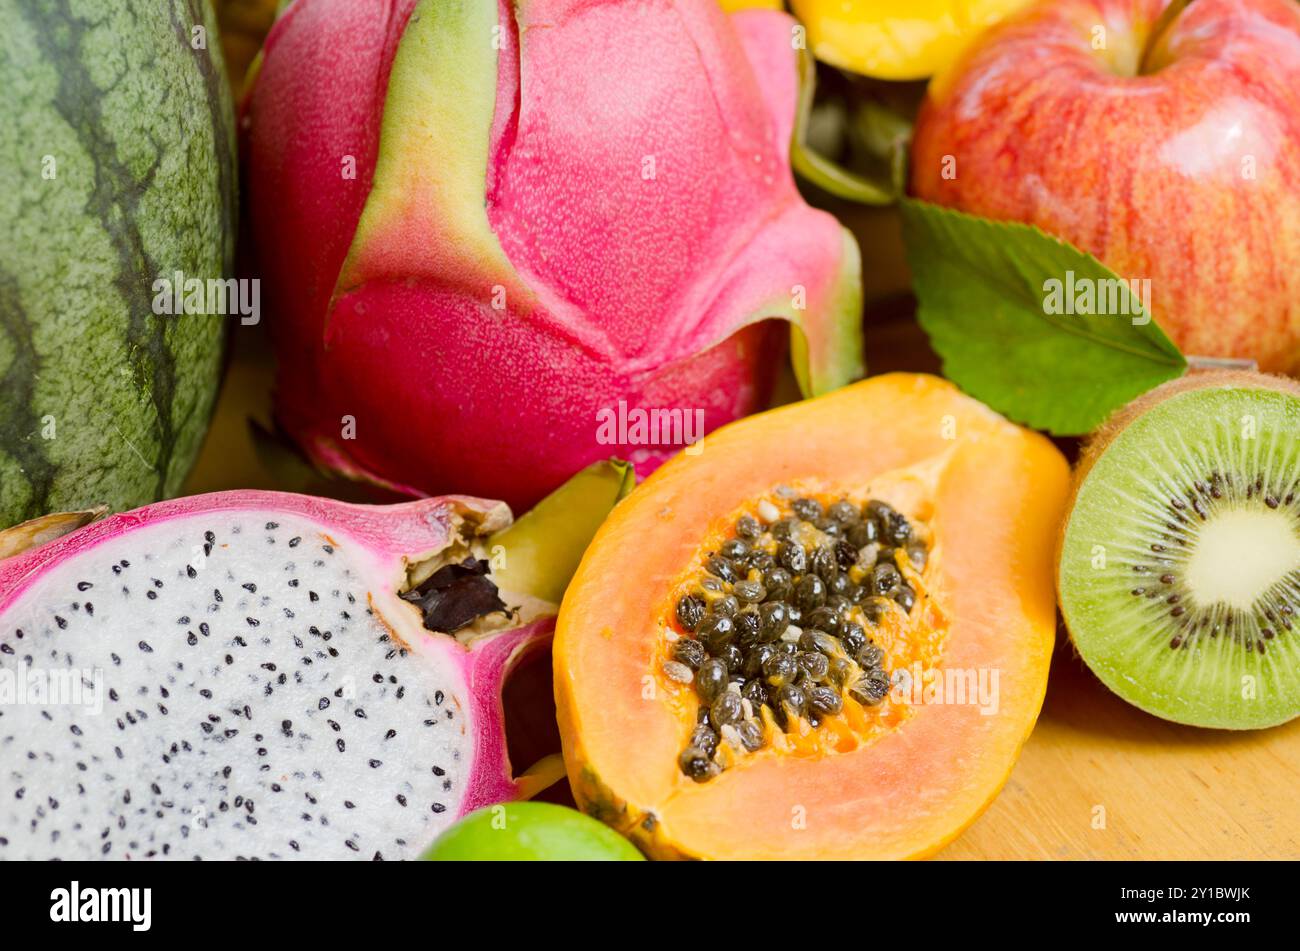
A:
1054;369;1300;641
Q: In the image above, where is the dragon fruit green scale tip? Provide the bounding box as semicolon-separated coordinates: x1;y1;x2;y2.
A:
247;0;863;509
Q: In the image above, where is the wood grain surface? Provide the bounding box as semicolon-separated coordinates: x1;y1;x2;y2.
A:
939;640;1300;859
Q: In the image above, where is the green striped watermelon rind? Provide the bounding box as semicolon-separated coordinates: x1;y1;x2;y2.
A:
0;0;236;529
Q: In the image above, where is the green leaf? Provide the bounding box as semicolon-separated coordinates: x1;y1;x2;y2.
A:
899;198;1187;435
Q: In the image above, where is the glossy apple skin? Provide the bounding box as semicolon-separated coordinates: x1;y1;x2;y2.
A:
911;0;1300;371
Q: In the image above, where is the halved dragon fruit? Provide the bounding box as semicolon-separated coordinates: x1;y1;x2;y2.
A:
0;464;629;860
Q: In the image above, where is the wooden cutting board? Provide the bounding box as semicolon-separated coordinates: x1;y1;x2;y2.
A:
189;316;1300;860
938;641;1300;859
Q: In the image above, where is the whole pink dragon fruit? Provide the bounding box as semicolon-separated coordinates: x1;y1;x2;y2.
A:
0;463;627;859
246;0;862;510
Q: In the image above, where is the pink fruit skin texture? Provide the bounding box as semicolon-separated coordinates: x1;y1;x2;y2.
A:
911;0;1300;372
246;0;861;512
0;491;548;816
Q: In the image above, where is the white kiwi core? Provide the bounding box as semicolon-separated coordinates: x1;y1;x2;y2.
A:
1184;507;1300;611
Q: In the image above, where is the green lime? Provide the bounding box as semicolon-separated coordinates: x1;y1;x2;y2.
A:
421;802;644;861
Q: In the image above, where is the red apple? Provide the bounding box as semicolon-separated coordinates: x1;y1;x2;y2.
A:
910;0;1300;372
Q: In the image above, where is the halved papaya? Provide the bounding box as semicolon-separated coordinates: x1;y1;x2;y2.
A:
554;373;1069;859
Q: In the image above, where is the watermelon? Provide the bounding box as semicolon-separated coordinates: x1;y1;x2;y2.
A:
0;0;236;529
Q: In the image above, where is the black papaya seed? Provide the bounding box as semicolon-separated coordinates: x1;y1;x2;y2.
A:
776;683;807;719
872;562;902;596
679;746;719;782
811;545;838;582
763;567;793;601
705;556;738;583
762;651;798;688
857;643;884;669
744;644;775;679
736;720;764;752
758;601;788;641
675;594;705;632
798;629;842;658
839;621;866;655
893;583;917;613
796;651;830;682
672;636;707;670
710;691;745;730
827;656;856;688
792;497;823;521
735;606;762;638
777;540;808;574
861;596;892;625
804;606;842;637
694;659;729;703
720;538;750;560
849;671;891;706
794;574;826;612
696;615;735;653
828;499;858;524
847;518;879;548
690;724;719;757
808;685;843;717
718;644;745;675
742;677;768;712
710;594;739;618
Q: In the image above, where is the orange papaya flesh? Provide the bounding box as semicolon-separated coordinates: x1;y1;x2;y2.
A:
554;374;1070;859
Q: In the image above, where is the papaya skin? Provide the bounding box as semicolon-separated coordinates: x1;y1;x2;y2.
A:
554;373;1070;860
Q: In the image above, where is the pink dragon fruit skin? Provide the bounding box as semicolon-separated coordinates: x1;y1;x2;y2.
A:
0;490;555;859
246;0;862;511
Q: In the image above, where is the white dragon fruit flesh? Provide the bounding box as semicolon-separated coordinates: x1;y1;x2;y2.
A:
0;478;623;860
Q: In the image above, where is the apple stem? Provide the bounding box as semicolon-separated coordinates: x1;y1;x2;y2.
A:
1138;0;1194;75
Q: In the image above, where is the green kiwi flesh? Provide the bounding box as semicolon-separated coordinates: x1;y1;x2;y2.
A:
1059;374;1300;729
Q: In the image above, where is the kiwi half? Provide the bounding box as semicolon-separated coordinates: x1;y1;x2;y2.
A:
1058;371;1300;729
